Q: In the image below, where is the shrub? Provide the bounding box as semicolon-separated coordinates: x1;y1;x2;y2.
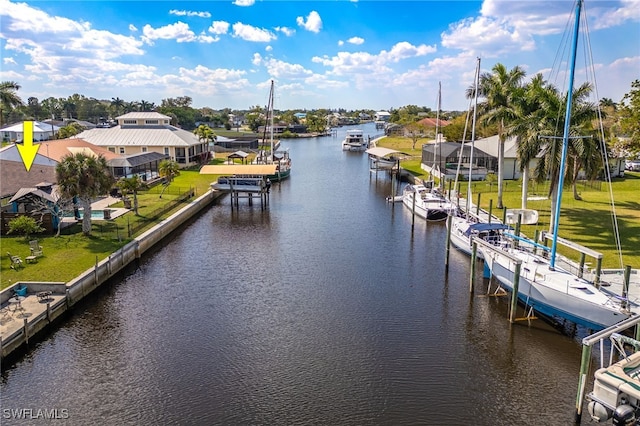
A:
7;215;45;241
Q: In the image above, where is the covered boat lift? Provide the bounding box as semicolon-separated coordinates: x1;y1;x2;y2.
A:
365;147;411;201
200;164;277;209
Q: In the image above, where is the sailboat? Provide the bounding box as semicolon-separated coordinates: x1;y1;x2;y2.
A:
448;58;511;257
402;82;458;221
256;80;291;182
478;0;633;330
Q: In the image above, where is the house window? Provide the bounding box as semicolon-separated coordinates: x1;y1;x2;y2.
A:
145;120;159;125
123;119;137;125
142;146;148;153
164;147;170;155
119;147;125;154
108;147;115;153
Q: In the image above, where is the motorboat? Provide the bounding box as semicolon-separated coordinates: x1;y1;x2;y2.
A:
588;333;640;423
342;129;368;151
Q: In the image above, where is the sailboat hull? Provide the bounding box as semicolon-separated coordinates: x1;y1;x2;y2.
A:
482;248;631;330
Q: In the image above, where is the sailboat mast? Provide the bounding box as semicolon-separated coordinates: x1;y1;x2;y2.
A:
550;0;582;270
437;82;442;188
269;80;275;159
467;58;481;212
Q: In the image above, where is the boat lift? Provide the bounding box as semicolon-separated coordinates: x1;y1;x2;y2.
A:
200;164;277;210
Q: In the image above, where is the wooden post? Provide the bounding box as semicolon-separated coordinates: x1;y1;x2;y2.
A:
623;265;632;310
574;344;592;424
475;192;481;216
594;257;602;286
533;230;540;255
488;199;493;224
411;190;416;228
509;262;522;323
514;214;522;249
469;241;477;293
502;205;507;224
23;317;29;344
445;214;452;269
578;252;586;278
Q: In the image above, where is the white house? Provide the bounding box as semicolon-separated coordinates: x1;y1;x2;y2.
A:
1;121;61;143
468;135;537;180
75;112;210;167
374;111;391;122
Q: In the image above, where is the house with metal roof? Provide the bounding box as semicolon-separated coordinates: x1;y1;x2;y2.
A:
1;121;61;143
74;112;210;168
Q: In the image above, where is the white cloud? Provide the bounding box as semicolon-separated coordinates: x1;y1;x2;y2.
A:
232;22;276;42
347;37;365;45
311;41;435;82
265;45;273;52
297;11;322;33
252;53;263;66
338;40;344;46
3;57;17;65
169;10;212;18
233;0;255;6
0;70;23;80
209;21;230;35
129;24;138;32
262;58;313;79
275;26;295;37
142;22;214;44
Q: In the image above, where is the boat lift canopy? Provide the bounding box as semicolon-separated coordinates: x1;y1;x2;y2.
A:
365;147;410;158
200;164;277;175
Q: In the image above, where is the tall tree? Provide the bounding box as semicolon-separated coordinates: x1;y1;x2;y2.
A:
158;159;180;199
56;153;115;235
530;81;600;232
0;81;24;127
507;73;546;209
111;97;125;117
476;63;526;209
116;176;147;215
619;79;640;156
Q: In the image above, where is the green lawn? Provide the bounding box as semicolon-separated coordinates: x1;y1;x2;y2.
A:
1;166;219;289
380;136;640;270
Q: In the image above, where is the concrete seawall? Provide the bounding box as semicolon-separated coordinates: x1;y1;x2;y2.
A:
1;189;224;361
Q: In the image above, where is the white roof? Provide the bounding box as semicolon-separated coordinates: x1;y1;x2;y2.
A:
115;112;171;120
75;125;203;147
1;121;61;132
365;147;409;158
467;135;518;158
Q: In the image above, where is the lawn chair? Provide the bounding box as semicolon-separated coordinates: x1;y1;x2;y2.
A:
7;252;23;269
29;240;43;257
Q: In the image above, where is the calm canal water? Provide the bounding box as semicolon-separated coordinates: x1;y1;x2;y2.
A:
2;123;594;425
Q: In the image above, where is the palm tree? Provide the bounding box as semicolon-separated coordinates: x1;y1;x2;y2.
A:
0;81;24;128
116;176;147;215
110;97;125;117
158;159;180;199
56;153;115;235
193;124;217;145
139;100;155;112
476;63;526;209
506;74;547;209
530;81;600;232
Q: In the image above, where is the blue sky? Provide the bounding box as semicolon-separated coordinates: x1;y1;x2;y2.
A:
1;0;638;112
